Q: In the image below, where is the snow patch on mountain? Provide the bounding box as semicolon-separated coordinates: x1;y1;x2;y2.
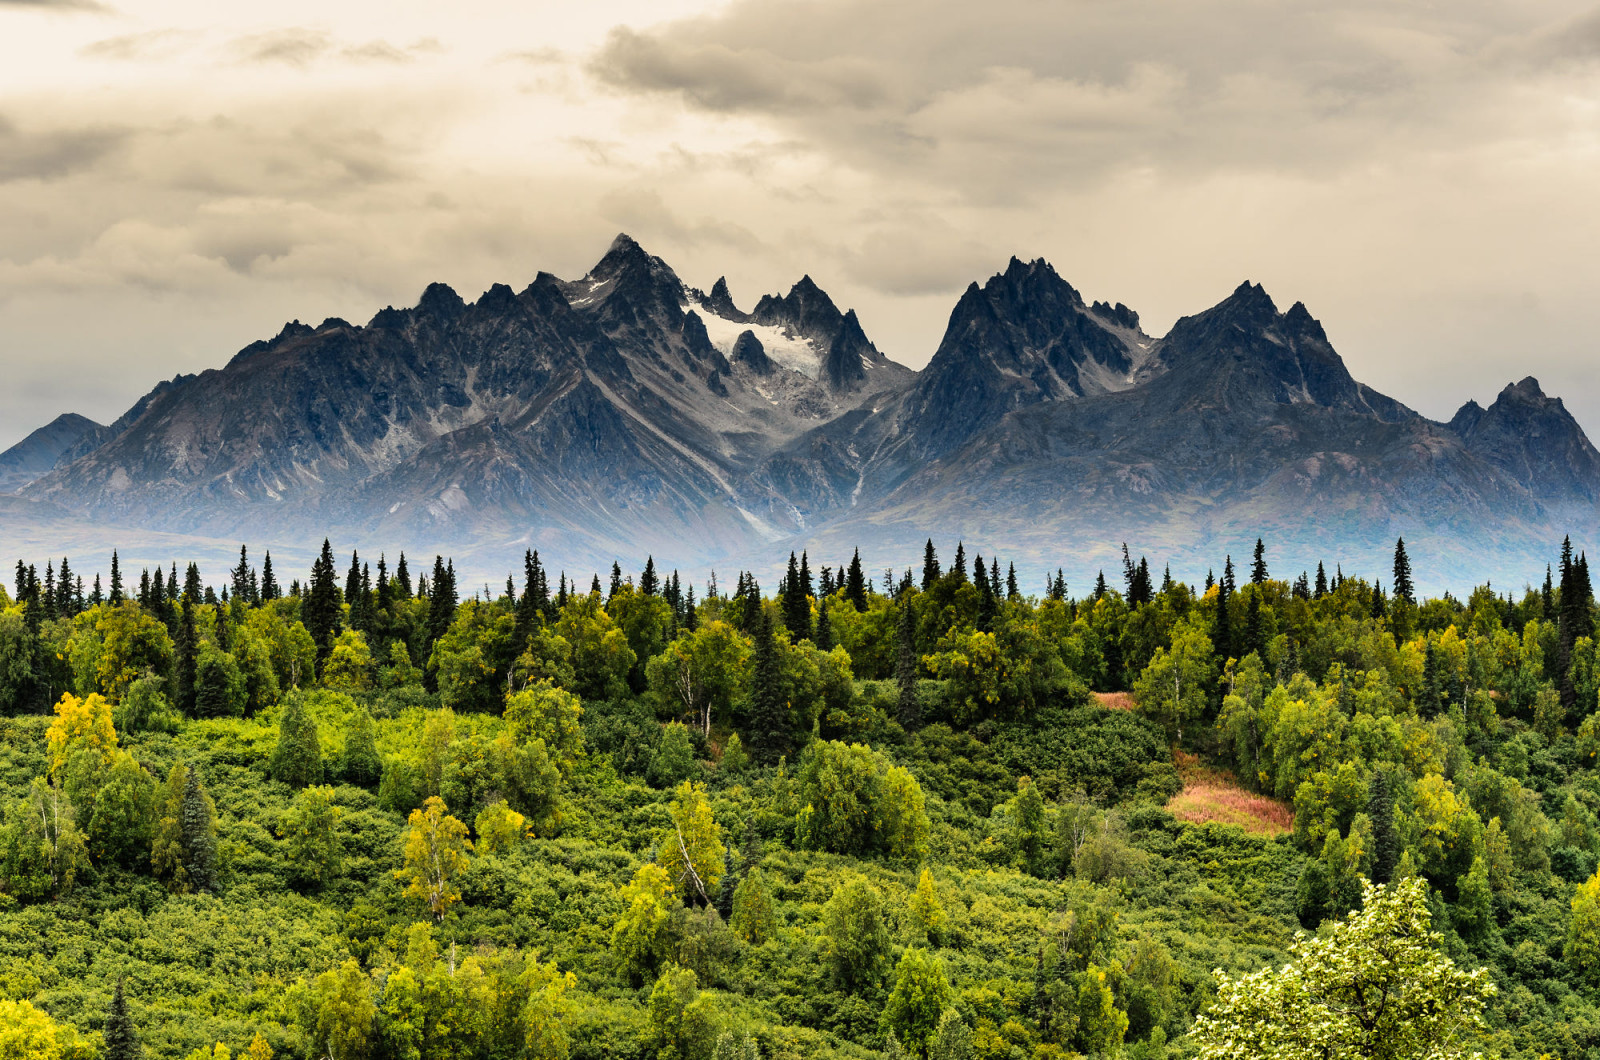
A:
691;300;823;380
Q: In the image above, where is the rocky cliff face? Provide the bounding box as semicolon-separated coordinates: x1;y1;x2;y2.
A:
14;235;1600;584
0;413;105;494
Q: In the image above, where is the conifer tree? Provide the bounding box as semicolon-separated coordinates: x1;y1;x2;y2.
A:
174;598;198;715
1367;768;1398;885
104;978;141;1060
271;694;324;788
1007;563;1019;600
344;551;361;612
1212;558;1234;662
375;554;392;613
896;594;920;731
1251;538;1268;584
845;549;867;611
783;553;809;643
514;550;543;648
746;608;789;764
1244;590;1264;660
260;551;280;601
91;573;103;607
684;585;698;632
1392;537;1415;605
922;540;940;590
423;557;457;671
609;562;623;600
183;562;201;606
110;550;124;605
304;540;341;665
1315;562;1328;598
641;556;659;596
815;598;833;651
232;546;252;604
394;552;412;599
1420;639;1444;716
1093;571;1107;600
952;543;966;583
800;552;814;599
179;766;218;892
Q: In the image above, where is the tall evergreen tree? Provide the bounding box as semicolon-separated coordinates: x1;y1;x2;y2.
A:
232;546;252;604
91;573;103;607
344;551;362;611
609;561;623;600
104;978;141;1060
1420;638;1444;716
815;598;832;651
394;552;412;599
174;598;198;715
514;550;543;647
376;554;393;613
800;552;814;600
179;766;218;892
183;562;201;606
424;558;458;682
1212;558;1234;661
1392;537;1415;605
896;594;920;731
260;551;280;601
1007;563;1019;600
845;549;868;612
782;553;808;643
1367;770;1399;884
747;608;790;764
109;550;124;606
922;540;941;590
952;543;966;583
304;540;341;665
1251;538;1268;584
1244;590;1264;659
641;556;659;596
1093;571;1107;601
271;693;324;787
1314;562;1328;599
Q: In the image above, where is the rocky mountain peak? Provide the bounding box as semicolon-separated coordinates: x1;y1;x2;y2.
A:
704;277;746;321
1449;376;1600;501
418;282;467;322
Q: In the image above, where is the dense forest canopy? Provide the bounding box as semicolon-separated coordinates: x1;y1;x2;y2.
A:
1;533;1598;1060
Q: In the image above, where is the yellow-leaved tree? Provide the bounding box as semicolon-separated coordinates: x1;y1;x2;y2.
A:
395;796;471;920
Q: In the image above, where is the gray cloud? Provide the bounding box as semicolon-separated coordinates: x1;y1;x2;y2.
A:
0;114;124;182
230;28;331;67
591;0;1591;198
0;0;105;10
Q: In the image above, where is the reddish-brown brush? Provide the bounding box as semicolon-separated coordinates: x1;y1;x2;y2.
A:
1165;751;1294;836
1093;691;1136;711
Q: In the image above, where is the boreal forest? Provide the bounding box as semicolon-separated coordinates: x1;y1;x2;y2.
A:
2;535;1599;1060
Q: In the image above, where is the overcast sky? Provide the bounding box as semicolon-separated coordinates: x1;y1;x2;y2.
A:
2;0;1598;450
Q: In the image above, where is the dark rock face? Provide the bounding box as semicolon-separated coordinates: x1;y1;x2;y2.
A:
1449;377;1600;502
0;413;105;493
17;235;1600;583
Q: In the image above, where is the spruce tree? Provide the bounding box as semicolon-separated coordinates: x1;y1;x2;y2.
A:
896;594;920;731
91;573;103;607
1367;770;1398;884
183;562;201;605
1251;538;1268;584
747;608;790;764
304;540;341;665
845;549;868;611
1392;537;1415;605
641;556;659;596
1415;639;1440;713
800;552;814;599
1093;571;1107;600
376;554;393;613
424;556;457;670
1212;560;1234;662
815;598;832;651
104;978;141;1060
260;551;280;601
514;550;542;648
952;543;966;583
1314;562;1328;598
684;585;698;631
344;551;362;612
922;540;940;590
109;550;124;605
609;561;623;600
783;552;809;643
232;546;252;604
1007;563;1019;600
174;598;198;716
179;766;218;892
270;694;324;787
394;552;412;599
1244;590;1264;659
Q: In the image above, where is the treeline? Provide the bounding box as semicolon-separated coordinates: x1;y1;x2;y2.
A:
1;533;1599;1060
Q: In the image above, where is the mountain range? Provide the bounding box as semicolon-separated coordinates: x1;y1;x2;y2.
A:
3;234;1595;591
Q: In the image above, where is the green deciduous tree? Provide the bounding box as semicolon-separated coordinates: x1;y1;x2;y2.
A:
659;781;725;905
503;681;584;773
1567;870;1600;991
882;948;952;1057
311;958;375;1060
821;875;891;992
1133;625;1215;745
1193;878;1495;1060
613;863;675;984
280;785;342;890
729;867;776;945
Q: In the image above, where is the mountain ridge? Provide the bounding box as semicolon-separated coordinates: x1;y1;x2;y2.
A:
9;234;1598;587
